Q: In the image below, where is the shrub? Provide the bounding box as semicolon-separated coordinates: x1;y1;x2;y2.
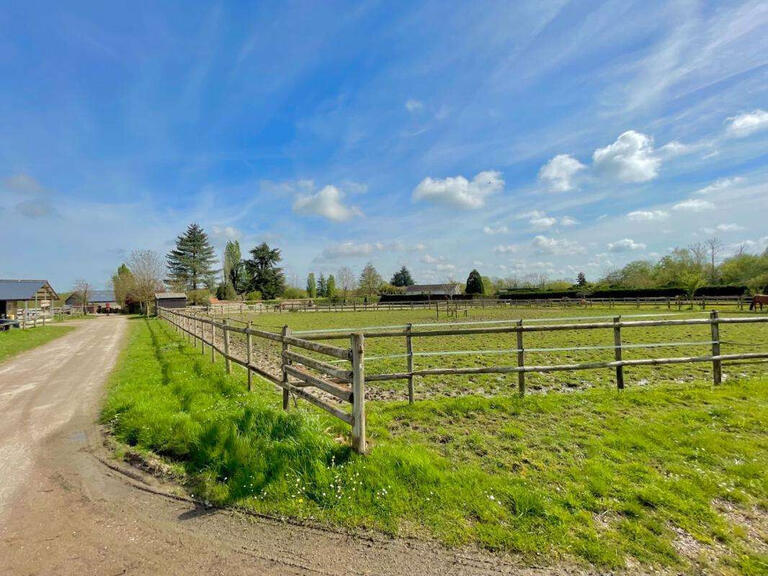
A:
187;289;211;305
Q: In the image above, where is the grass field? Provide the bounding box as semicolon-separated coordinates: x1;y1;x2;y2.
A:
224;305;768;401
0;325;76;363
104;317;768;574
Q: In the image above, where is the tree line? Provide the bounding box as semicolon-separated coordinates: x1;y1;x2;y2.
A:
109;225;768;313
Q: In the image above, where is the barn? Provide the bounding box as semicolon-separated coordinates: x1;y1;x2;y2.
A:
154;292;187;314
65;289;120;313
0;279;58;320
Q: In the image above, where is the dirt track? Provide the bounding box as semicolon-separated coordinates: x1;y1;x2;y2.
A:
0;316;589;575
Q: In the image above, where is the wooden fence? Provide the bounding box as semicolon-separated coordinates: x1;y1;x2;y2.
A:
159;307;368;453
200;295;749;318
160;307;768;454
293;311;768;400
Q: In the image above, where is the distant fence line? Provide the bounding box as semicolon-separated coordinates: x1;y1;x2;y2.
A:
159;307;768;454
197;295;750;318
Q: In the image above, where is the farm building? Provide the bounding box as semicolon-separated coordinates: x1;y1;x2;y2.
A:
0;279;58;319
65;289;120;313
155;292;187;313
404;283;463;297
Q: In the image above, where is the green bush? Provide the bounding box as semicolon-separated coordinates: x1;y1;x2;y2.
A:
187;289;211;305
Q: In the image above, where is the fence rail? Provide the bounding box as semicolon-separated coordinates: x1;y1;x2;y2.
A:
159;307;768;455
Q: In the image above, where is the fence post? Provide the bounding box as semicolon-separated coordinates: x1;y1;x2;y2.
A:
613;316;624;390
200;318;205;354
516;320;525;396
711;310;721;385
281;326;291;410
406;323;414;404
351;333;366;453
246;321;253;391
223;318;231;374
211;318;216;363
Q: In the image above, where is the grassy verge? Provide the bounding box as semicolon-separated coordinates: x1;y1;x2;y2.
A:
103;318;768;574
0;325;76;363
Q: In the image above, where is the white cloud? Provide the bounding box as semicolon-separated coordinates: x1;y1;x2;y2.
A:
412;170;503;209
559;216;577;226
608;238;646;252
672;198;715;212
293;185;362;222
483;225;509;235
658;141;692;158
716;223;744;232
694;177;744;195
435;263;455;271
529;215;557;229
421;253;441;264
211;225;241;241
493;244;518;254
405;99;424;112
726;109;768;138
627;210;669;221
538;154;585;192
531;235;585;255
318;240;422;260
592;130;660;182
319;241;376;259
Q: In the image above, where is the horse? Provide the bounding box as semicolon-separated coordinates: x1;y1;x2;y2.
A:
749;294;768;311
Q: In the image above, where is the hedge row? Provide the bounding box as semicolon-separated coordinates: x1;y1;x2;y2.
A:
498;285;748;300
378;285;748;302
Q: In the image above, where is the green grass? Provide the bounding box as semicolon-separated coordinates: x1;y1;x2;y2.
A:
104;317;768;573
0;325;76;363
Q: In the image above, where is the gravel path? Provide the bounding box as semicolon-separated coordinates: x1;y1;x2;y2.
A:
0;315;594;575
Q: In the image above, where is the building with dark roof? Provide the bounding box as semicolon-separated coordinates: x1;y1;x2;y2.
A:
65;289;119;313
154;292;187;314
403;283;462;297
0;279;58;319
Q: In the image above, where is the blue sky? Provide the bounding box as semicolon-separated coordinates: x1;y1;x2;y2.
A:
1;0;767;290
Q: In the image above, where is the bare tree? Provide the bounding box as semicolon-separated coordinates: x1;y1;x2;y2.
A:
705;236;722;282
688;242;707;268
337;266;356;299
128;249;166;315
73;279;91;315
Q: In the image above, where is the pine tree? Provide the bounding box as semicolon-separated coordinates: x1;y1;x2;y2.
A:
465;269;484;295
166;223;217;290
318;273;327;297
391;265;415;287
326;274;336;298
577;272;587;287
245;242;286;300
306;273;317;298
